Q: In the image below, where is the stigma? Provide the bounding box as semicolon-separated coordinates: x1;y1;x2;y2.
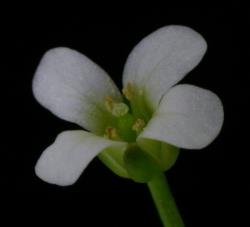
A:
105;96;129;117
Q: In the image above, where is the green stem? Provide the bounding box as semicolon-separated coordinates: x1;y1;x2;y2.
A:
147;172;185;227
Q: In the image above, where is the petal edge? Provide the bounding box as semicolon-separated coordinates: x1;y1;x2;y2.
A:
35;130;127;186
33;47;122;134
139;84;224;149
123;25;207;111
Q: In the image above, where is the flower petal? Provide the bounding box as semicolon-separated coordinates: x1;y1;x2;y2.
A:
33;47;122;134
35;130;127;186
123;26;207;111
139;85;224;149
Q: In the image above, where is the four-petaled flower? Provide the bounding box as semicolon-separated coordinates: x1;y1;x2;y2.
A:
33;25;224;186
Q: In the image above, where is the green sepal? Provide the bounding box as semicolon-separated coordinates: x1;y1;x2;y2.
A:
138;139;180;171
124;145;161;183
98;146;129;179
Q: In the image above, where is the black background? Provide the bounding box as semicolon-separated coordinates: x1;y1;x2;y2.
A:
3;8;248;227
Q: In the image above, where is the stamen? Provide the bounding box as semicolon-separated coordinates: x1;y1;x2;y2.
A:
104;127;120;140
122;82;133;100
132;118;146;133
105;96;114;112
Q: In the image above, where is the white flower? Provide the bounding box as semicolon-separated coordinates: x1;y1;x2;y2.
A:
33;25;224;186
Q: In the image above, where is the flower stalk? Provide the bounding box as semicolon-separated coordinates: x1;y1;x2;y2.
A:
148;172;185;227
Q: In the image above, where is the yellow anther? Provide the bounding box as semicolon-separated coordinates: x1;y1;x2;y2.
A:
105;96;114;112
132;118;146;133
122;82;134;100
105;127;120;140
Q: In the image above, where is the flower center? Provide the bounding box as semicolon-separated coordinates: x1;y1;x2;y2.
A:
104;94;147;142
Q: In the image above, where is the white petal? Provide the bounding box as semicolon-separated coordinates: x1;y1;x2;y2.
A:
123;25;207;110
35;130;127;186
33;47;122;134
139;85;224;149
